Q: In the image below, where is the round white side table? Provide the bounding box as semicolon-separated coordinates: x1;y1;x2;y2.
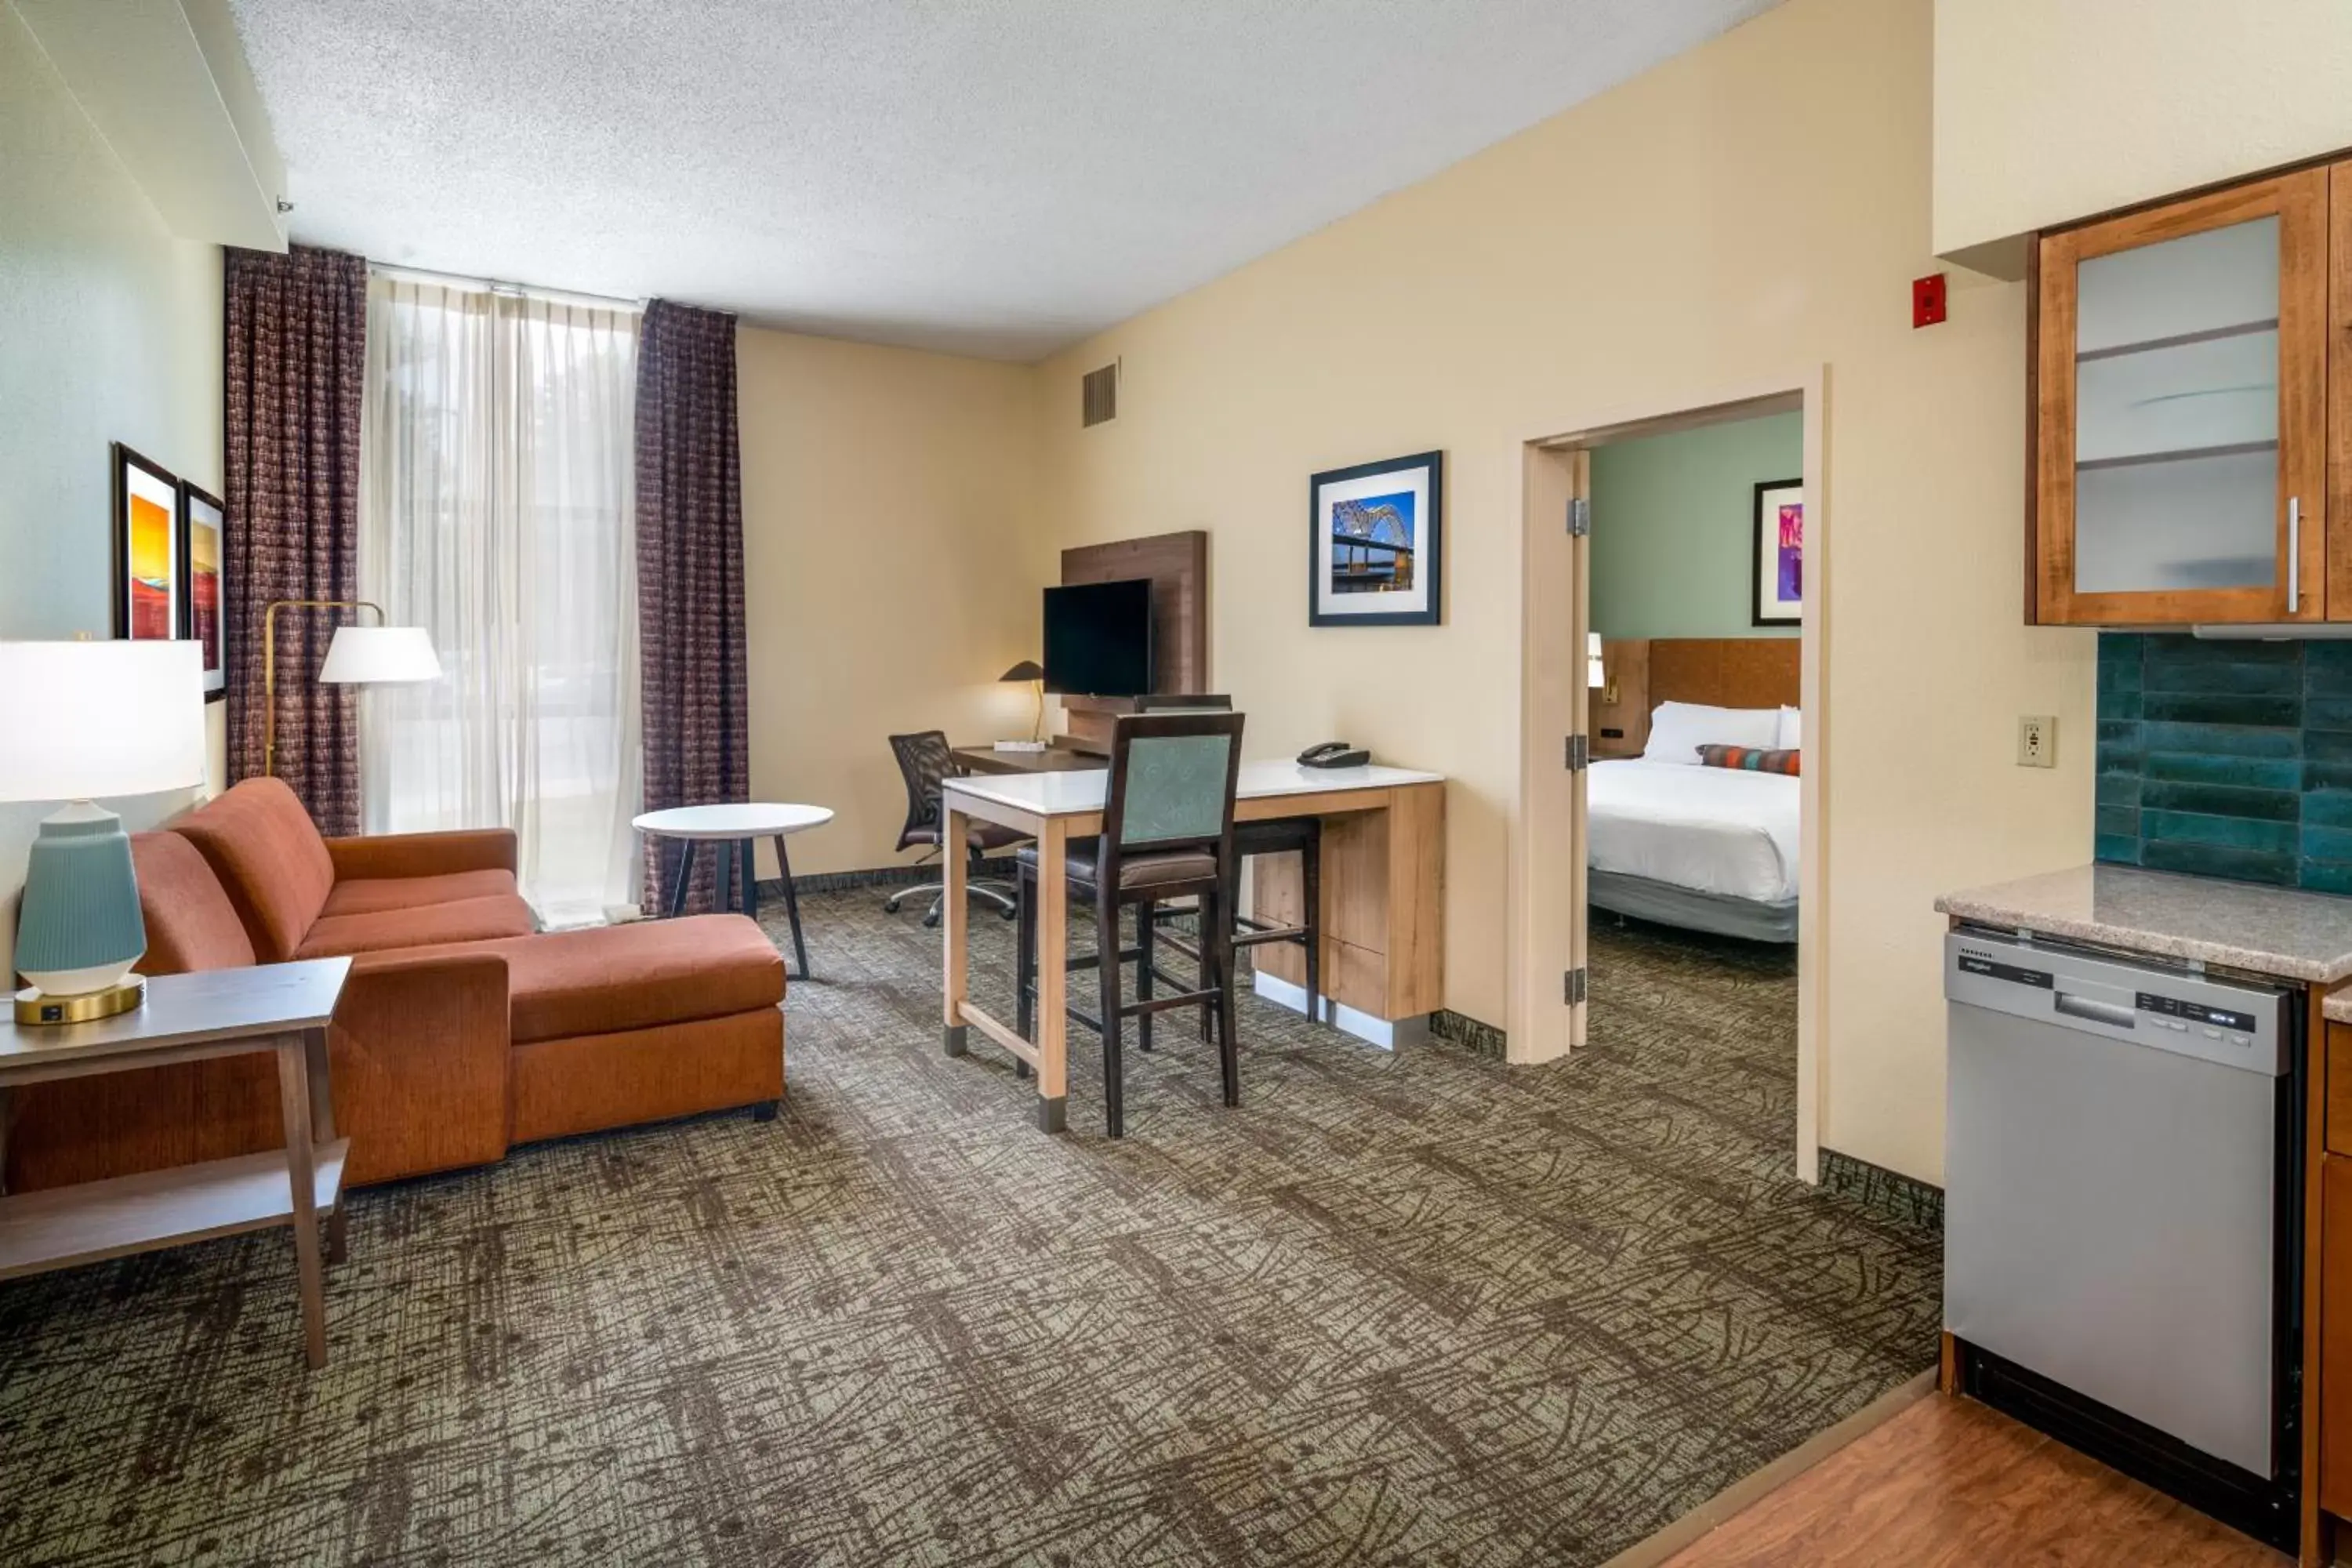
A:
633;803;833;979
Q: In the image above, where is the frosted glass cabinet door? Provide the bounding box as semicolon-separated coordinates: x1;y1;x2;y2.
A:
2033;171;2326;625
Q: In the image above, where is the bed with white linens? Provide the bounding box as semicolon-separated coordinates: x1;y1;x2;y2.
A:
1587;699;1800;943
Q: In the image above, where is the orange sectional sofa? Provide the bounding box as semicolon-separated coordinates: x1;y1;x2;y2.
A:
5;778;784;1192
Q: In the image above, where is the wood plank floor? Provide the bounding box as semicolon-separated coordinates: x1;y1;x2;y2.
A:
1656;1394;2288;1567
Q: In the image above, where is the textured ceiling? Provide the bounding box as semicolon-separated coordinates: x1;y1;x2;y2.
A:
230;1;1780;361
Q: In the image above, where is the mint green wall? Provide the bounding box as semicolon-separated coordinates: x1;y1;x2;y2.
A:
1589;411;1802;639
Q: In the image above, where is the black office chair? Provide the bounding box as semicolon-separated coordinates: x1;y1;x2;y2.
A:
1017;710;1246;1138
883;730;1025;927
1133;695;1323;1025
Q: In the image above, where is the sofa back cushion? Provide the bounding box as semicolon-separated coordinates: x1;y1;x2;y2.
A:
131;832;258;974
173;778;337;961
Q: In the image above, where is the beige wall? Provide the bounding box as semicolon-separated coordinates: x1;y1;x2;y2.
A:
1;3;226;985
1032;0;2096;1185
1935;0;2352;267
736;326;1049;883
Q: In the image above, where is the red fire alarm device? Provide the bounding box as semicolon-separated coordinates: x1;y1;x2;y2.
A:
1912;273;1947;328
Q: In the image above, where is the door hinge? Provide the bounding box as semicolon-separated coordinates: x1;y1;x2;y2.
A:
1564;967;1588;1005
1568;497;1591;536
1566;733;1588;771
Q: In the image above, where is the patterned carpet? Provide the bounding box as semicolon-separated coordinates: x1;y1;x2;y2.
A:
0;891;1940;1566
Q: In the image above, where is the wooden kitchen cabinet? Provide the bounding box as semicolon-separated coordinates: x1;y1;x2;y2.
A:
2029;165;2332;625
2323;1152;2352;1519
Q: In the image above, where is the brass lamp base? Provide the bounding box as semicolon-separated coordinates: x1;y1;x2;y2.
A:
14;977;146;1026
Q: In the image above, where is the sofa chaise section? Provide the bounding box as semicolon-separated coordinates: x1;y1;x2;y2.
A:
4;782;786;1196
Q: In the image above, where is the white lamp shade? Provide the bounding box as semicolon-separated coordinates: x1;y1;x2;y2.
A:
0;641;206;803
318;625;441;684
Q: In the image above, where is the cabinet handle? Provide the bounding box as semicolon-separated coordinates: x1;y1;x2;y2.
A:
2290;497;2301;614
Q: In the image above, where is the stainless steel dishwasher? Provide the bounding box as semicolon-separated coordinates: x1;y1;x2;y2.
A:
1944;927;2303;1552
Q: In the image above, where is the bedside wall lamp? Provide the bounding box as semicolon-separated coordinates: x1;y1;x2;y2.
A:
1586;632;1618;705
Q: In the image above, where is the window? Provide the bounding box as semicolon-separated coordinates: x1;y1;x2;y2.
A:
359;276;642;927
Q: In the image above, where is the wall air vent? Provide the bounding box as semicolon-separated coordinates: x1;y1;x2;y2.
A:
1082;362;1118;427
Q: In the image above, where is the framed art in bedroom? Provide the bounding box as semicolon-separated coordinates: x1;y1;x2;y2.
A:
1751;477;1802;626
180;481;227;701
111;443;181;641
1309;449;1443;626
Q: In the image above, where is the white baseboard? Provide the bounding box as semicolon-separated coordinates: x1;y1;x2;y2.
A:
1251;969;1430;1051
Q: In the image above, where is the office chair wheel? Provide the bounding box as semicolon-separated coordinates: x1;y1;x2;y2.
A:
922;908;941;929
1000;902;1017;920
883;889;910;913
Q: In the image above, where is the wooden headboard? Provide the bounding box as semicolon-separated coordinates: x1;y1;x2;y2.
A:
1648;637;1800;712
1593;637;1797;757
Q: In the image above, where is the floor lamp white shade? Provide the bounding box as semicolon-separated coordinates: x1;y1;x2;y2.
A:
318;624;441;685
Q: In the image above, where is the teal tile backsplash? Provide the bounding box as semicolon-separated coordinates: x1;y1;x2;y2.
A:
2096;635;2352;892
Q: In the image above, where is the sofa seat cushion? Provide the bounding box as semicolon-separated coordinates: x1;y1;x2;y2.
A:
322;868;521;918
293;895;538;960
173;778;340;962
132;833;257;975
405;916;783;1044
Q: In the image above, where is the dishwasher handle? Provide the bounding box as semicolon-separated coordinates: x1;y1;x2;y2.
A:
2054;990;2136;1030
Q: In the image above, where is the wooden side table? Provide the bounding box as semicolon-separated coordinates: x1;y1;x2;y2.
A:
0;960;352;1368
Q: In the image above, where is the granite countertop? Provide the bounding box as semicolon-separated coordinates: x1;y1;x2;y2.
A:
1936;864;2352;986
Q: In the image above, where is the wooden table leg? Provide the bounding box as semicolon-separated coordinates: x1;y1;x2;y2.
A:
942;805;970;1058
305;1025;346;1265
1033;817;1069;1133
275;1036;328;1370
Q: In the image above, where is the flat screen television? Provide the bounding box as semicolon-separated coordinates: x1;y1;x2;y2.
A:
1044;579;1154;697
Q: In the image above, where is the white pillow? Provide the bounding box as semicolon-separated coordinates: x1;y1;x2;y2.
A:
1642;701;1782;765
1777;706;1802;750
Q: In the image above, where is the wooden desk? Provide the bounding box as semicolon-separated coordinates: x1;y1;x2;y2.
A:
950;743;1104;776
0;960;351;1367
939;760;1443;1131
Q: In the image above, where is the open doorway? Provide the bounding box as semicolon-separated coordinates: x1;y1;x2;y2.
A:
1512;373;1826;1179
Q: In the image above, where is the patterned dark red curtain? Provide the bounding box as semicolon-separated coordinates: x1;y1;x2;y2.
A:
635;299;750;914
223;245;367;835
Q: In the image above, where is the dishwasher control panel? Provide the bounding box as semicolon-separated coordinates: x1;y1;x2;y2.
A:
1946;930;2289;1076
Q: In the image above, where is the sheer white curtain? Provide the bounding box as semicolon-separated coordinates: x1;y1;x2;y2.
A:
360;276;642;927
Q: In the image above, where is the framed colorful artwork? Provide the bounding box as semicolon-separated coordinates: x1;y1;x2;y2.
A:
113;444;181;641
180;481;227;700
1309;449;1443;627
1752;477;1802;626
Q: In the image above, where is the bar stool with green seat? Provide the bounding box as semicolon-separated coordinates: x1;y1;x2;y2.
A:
1015;710;1246;1138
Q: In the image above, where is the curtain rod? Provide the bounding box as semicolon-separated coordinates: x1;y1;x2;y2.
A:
367;260;645;315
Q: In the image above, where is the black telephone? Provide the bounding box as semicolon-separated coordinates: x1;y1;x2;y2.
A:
1297;741;1370;769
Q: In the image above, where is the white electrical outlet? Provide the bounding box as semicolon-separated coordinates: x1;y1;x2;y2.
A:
2018;715;2056;768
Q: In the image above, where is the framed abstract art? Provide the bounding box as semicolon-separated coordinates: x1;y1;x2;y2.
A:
1751;477;1802;626
1309;449;1443;627
112;444;181;641
180;481;227;700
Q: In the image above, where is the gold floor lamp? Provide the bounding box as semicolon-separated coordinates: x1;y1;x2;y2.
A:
263;599;442;777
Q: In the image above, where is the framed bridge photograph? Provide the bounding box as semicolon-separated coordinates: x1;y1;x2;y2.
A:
1309;449;1443;626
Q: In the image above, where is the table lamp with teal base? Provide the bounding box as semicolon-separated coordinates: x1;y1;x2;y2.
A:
4;641;206;1025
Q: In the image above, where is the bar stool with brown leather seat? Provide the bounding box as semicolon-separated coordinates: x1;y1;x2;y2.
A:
1132;695;1321;1026
1015;710;1246;1138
